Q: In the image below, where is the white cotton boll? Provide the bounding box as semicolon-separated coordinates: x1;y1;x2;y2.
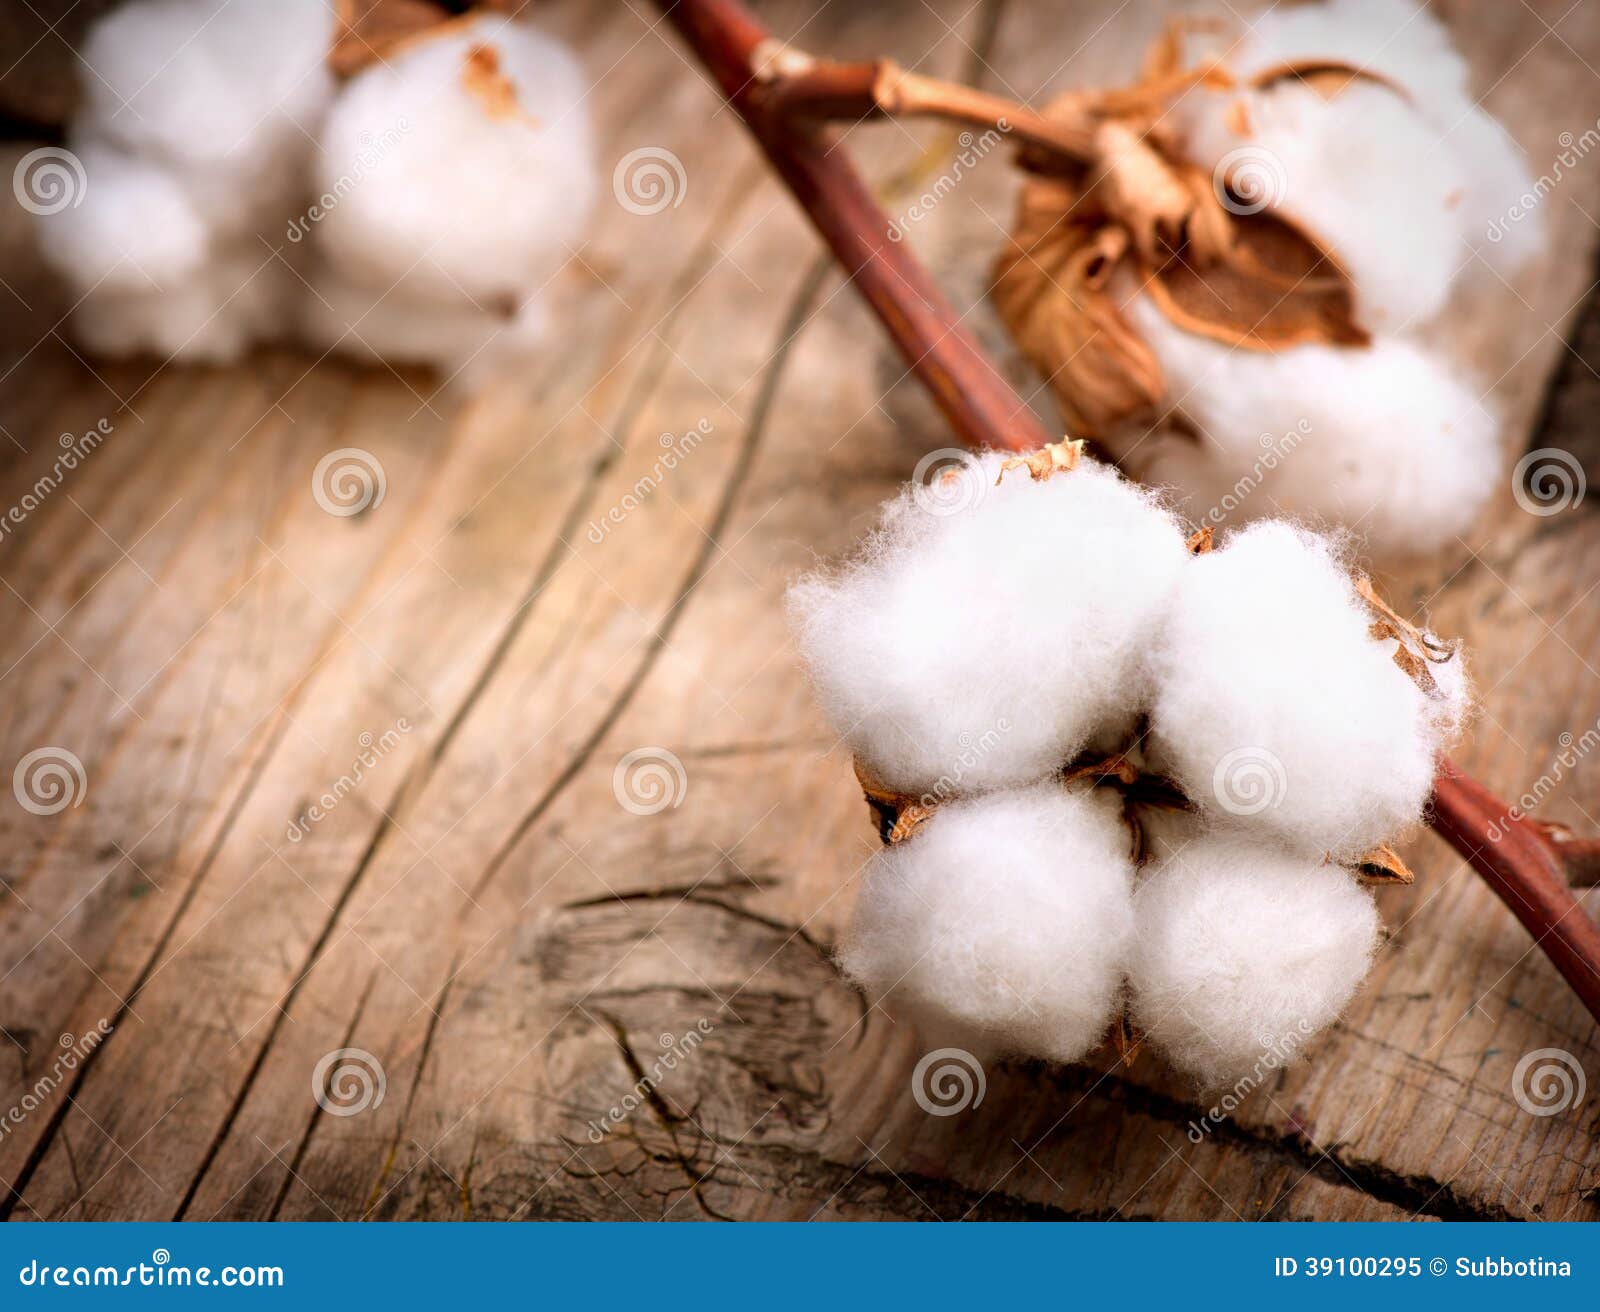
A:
78;0;336;185
788;455;1188;796
840;783;1135;1064
72;243;296;363
1147;521;1447;861
1215;0;1469;105
1129;835;1379;1087
1125;296;1499;558
1446;108;1545;276
313;16;596;307
298;263;547;377
34;144;209;294
1175;81;1467;329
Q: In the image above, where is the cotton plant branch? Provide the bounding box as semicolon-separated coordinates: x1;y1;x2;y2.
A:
654;0;1600;1024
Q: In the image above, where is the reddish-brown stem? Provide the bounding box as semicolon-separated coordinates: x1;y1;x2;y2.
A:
1431;761;1600;1019
762;57;1097;164
654;0;1045;452
657;0;1600;1026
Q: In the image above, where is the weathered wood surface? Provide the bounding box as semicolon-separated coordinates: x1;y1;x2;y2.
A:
0;0;1597;1221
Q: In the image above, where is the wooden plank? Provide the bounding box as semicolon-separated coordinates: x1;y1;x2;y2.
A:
1;0;1597;1222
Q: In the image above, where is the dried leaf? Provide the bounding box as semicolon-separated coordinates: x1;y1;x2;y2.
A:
853;760;936;845
1353;844;1414;885
996;437;1083;484
461;42;532;122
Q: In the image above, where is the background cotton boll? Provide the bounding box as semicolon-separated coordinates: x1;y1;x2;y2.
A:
1128;836;1380;1088
78;0;337;178
35;145;209;294
788;455;1188;795
313;16;597;307
1126;298;1499;557
299;264;540;375
73;244;296;363
839;784;1135;1064
1176;81;1466;329
1147;521;1441;861
1442;108;1546;276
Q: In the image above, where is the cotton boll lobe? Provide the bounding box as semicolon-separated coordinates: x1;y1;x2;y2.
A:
788;455;1189;796
839;783;1135;1064
1174;80;1467;329
1148;521;1443;861
34;145;209;294
313;15;597;307
78;0;337;184
1125;296;1499;558
1129;835;1379;1087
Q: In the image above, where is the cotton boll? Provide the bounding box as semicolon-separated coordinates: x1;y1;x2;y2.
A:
34;144;209;294
789;455;1188;796
313;15;596;307
1444;107;1545;276
840;783;1135;1064
1147;521;1446;861
1129;835;1379;1087
299;263;547;377
72;243;297;363
78;0;336;186
1125;296;1499;558
1174;80;1467;329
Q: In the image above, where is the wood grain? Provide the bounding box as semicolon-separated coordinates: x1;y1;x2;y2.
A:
0;0;1597;1221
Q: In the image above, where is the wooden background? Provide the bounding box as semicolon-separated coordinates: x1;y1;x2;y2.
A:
1;0;1598;1221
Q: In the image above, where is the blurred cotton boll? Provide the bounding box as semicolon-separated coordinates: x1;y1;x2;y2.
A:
31;1;596;382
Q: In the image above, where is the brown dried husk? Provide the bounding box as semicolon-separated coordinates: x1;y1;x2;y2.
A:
991;30;1382;437
330;0;522;76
